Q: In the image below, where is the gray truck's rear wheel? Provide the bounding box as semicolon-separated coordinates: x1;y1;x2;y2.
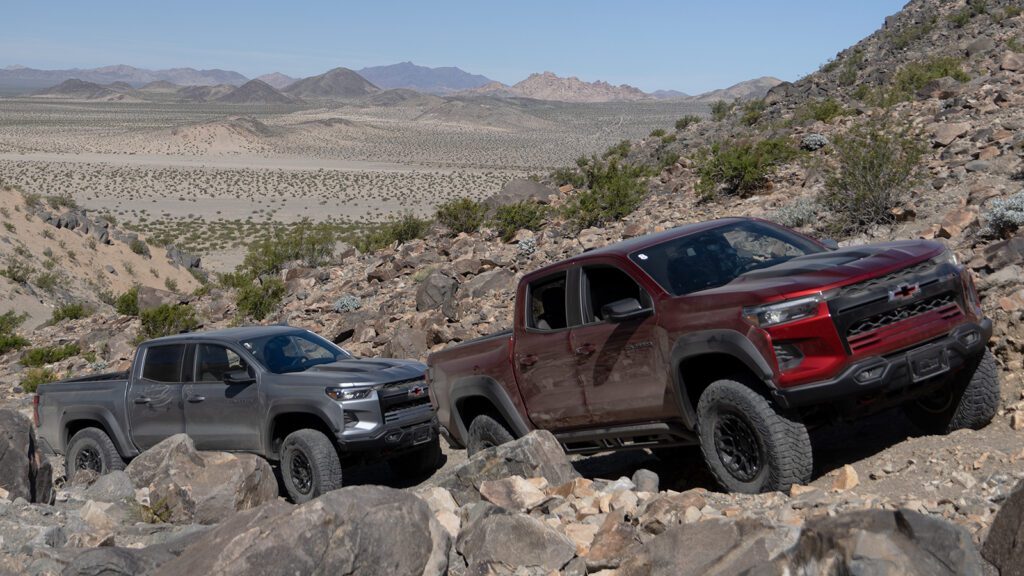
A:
905;349;1000;434
388;436;442;479
466;414;514;457
697;379;812;494
66;428;125;484
280;429;342;503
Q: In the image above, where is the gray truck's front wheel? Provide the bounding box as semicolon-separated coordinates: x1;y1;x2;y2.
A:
66;428;125;484
697;379;812;494
905;348;1000;435
388;436;442;479
280;429;342;503
466;414;514;457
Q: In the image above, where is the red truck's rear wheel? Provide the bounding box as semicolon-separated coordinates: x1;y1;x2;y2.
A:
905;349;1000;435
697;379;812;494
466;415;515;457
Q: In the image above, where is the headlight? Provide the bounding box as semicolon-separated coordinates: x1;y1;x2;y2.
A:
743;291;833;328
931;250;958;267
326;387;372;401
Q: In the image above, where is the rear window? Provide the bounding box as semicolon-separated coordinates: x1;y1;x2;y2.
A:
142;344;185;383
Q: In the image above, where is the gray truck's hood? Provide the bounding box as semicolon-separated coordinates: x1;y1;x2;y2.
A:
284;358;426;386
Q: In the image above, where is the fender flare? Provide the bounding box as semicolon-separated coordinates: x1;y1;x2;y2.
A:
447;376;531;447
264;402;343;458
61;408;138;458
670;329;775;429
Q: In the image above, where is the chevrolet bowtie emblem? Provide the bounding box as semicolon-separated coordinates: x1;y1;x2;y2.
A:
888;283;920;302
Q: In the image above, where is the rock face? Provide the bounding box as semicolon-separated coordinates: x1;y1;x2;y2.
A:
124;434;277;524
456;507;576;572
983;479;1024;576
151;486;449;576
0;409;53;504
432;430;579;505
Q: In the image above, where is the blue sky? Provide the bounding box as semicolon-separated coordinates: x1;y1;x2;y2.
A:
3;1;905;93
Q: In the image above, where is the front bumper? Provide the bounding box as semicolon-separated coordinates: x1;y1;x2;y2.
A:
772;319;992;410
335;406;438;453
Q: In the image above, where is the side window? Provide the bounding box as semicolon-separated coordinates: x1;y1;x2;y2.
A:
583;267;650;323
142;344;186;383
528;274;567;331
196;344;247;382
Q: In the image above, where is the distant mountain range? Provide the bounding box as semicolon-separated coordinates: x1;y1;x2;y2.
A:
357;61;492;94
1;62;782;104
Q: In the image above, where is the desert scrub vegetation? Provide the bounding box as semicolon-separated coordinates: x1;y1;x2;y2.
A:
2;256;34;284
21;343;81;368
355;213;431;253
563;160;649;231
869;56;970;107
675;115;701;131
818;124;924;236
887;16;936;50
771;199;821;229
51;302;91;323
710;100;735;122
984;191;1024;238
21;368;56;393
0;311;29;354
129;238;151;258
435;198;488;235
793;98;854;124
115;286;140;316
694;137;799;201
947;1;988;27
493;201;549;242
235;277;287;321
740;100;767;126
140;304;199;340
550;166;586;189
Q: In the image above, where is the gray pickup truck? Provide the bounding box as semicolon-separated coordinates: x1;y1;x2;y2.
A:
34;325;439;502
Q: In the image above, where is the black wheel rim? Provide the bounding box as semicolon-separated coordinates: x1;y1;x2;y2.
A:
290;451;313;495
713;412;764;482
75;447;103;474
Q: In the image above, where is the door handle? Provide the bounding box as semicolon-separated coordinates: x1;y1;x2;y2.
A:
133;396;151;404
518;354;538;367
575;343;596;356
186;395;206;403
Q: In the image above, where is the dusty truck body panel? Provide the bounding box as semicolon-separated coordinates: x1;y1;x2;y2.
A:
36;326;437;485
428;217;997;493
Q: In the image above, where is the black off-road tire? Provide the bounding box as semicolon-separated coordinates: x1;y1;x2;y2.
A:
466;414;515;457
388;436;442;479
697;379;812;494
280;429;343;503
66;428;125;483
905;349;1000;435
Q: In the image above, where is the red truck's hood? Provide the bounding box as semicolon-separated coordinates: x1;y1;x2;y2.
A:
694;240;945;302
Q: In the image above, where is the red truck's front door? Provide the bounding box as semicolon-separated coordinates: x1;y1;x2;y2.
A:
513;271;590;429
571;265;672;426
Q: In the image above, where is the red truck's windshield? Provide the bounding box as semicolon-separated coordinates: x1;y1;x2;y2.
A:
629;221;825;296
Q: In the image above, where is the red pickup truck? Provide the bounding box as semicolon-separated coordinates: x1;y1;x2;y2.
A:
427;217;998;493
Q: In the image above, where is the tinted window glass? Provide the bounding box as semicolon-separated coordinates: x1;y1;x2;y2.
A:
583;267;649;323
630;221;824;296
196;344;248;382
142;345;185;383
528;274;567;330
241;331;352;375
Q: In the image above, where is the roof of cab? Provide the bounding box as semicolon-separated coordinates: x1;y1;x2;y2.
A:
142;324;302;346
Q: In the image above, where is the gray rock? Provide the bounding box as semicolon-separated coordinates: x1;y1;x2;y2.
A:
486;179;556;208
457;510;575;572
966;37;995;56
82;470;135;503
152;486;449;576
125;434;277;525
983;237;1024;269
416;270;459;320
632;468;660;493
0;409;54;504
136;286;181;311
462;268;514;299
965;160;992;173
983;479;1024;576
432;431;579;506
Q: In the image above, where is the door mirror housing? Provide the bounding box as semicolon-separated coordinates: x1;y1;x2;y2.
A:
820;238;839;250
223;370;256;385
601;298;653;323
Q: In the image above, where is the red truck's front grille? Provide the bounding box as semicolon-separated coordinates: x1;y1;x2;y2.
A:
839;260;936;297
846;294;963;352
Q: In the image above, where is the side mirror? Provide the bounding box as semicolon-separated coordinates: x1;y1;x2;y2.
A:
820;238;839;251
223;370;256;385
601;298;653;323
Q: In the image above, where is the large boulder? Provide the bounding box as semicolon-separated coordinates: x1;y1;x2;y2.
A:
151;486;449;576
416;270;459;320
485;178;556;208
136;286;181;311
455;507;576;573
983;479;1024;576
0;409;53;504
462;268;514;299
124;434;277;524
765;509;983;576
432;430;579;506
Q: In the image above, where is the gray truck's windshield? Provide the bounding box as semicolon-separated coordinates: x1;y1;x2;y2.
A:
241;331;352;374
630;221;825;296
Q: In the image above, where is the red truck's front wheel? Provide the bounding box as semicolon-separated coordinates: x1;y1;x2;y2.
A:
697;379;812;494
905;349;1000;435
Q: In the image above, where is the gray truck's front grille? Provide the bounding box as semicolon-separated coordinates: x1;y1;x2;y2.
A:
384;401;432;424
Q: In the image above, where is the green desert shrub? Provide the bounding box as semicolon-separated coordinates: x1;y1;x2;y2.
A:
239;219;337;279
771;200;821;229
984;191;1024;238
675;115;701;130
0;311;29;354
818;124;924;236
874;56;970;107
21;368;56;393
2;257;33;284
564;160;649;230
694;137;799;200
740;99;767;126
435;198;488;235
236;277;287;321
129;238;151;258
794;98;853;124
492;201;548;242
21;343;81;368
710;100;734;121
355;213;431;253
51;302;90;323
602;140;632;159
115;286;139;316
139;304;199;340
550;167;586;189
